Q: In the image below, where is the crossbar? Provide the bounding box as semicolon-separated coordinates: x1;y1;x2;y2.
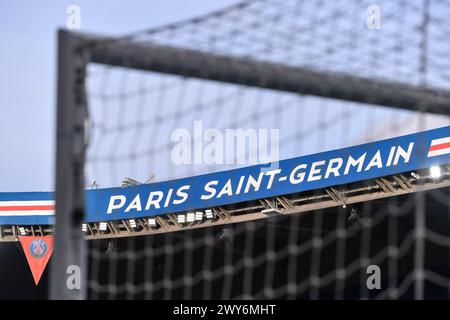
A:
75;32;450;115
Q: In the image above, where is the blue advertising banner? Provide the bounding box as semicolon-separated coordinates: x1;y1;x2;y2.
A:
1;126;449;225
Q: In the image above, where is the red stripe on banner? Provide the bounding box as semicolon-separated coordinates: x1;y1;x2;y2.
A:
430;142;450;151
0;205;54;211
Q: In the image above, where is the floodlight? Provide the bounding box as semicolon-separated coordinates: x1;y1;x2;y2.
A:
148;218;157;227
99;222;108;231
195;211;203;221
430;166;441;178
121;177;141;188
205;209;214;219
411;172;421;179
129;219;137;228
186;212;195;222
178;214;186;223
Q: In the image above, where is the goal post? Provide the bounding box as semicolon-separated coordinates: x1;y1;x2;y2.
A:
72;32;450;116
50;30;88;300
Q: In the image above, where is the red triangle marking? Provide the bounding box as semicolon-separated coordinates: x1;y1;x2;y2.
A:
19;236;54;285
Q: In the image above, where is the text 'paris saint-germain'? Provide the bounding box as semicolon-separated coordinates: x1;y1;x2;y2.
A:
106;142;414;215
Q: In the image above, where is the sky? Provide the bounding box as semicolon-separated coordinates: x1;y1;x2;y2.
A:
0;0;237;191
1;0;449;192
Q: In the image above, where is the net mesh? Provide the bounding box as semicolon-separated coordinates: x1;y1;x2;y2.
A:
79;0;450;299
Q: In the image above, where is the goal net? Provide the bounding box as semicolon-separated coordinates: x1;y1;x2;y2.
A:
53;0;450;299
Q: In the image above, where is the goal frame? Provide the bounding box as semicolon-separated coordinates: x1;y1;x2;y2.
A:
51;29;450;299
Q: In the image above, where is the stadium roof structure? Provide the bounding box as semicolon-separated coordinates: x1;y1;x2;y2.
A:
1;125;449;242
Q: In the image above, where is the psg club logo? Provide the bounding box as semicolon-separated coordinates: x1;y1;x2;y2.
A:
29;239;48;259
